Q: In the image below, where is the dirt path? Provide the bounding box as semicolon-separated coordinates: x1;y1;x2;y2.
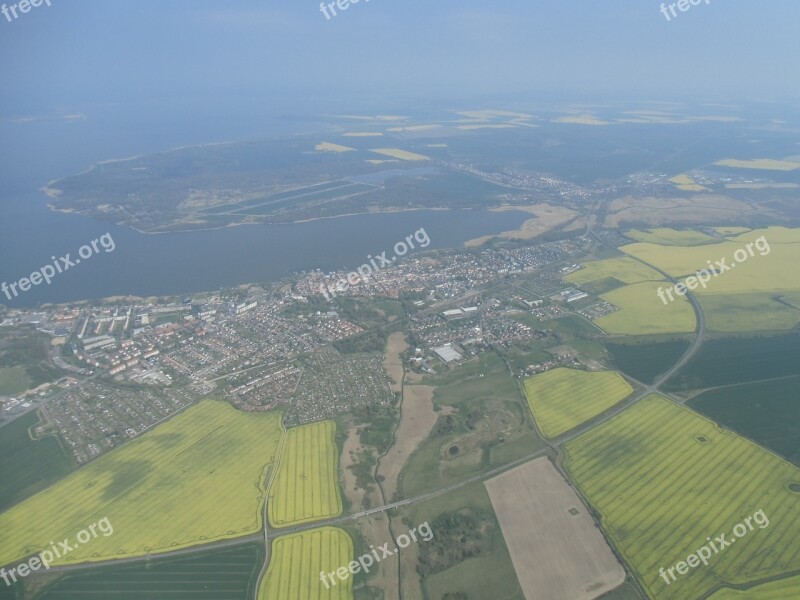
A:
342;425;398;598
378;384;438;503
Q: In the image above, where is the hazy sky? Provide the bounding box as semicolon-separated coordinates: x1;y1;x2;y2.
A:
1;0;799;113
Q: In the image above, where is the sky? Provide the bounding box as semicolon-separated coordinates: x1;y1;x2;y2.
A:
1;0;799;188
1;0;799;113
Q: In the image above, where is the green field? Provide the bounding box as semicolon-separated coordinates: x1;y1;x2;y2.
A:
564;396;800;600
258;527;353;600
400;480;524;600
400;353;543;498
34;542;264;600
0;400;283;566
522;368;633;438
0;410;74;511
688;376;800;466
707;574;800;599
627;228;717;246
565;257;664;285
664;333;800;391
0;366;31;396
605;339;691;384
699;292;800;332
596;281;696;335
268;420;343;527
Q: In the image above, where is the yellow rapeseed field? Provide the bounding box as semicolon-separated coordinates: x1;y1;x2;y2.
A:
268;420;342;527
564;396;800;600
259;527;353;600
0;400;283;566
523;368;633;438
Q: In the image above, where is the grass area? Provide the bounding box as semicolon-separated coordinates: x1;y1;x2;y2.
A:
0;327;62;391
605;339;691;384
598;580;643;600
0;400;283;566
664;333;800;391
688;376;800;466
0;366;31;396
35;542;264;600
0;410;75;511
699;292;800;332
715;227;752;236
401;481;524;600
268;420;343;528
258;527;353;600
707;574;800;599
401;353;543;498
564;396;800;600
522;368;633;438
565;257;664;285
627;228;717;246
368;148;429;161
597;281;696;335
668;174;708;192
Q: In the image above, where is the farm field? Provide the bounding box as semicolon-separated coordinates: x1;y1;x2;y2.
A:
268;420;343;527
522;368;633;438
0;410;74;511
699;292;800;332
564;396;800;600
0;400;283;566
316;142;356;152
485;457;625;600
34;542;264;600
621;227;800;291
596;281;696;335
707;574;800;599
626;228;717;246
715;158;800;171
605;339;691;384
565;257;664;285
368;148;429;161
258;527;353;600
668;174;708;192
664;333;800;391
688;376;800;466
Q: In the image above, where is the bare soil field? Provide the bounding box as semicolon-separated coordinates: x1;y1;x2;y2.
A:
485;457;625;600
378;385;438;502
384;331;408;394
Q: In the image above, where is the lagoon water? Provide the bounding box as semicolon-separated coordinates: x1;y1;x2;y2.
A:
0;101;528;307
0;197;527;307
